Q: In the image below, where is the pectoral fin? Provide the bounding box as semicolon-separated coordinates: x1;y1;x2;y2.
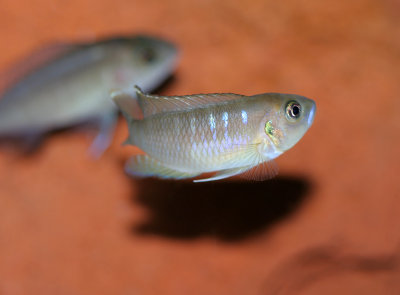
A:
239;160;279;181
193;142;278;182
88;111;118;158
125;155;200;179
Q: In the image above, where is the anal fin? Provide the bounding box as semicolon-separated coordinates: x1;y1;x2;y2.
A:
126;155;200;180
193;166;252;183
193;160;278;183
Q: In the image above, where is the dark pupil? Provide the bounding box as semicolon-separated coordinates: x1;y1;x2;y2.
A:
292;105;300;117
142;48;156;62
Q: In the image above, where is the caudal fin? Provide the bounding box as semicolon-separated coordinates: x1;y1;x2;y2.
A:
110;88;143;145
110;89;143;120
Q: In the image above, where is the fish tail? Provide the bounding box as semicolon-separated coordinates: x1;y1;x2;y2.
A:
122;114;137;145
110;89;143;120
110;89;142;145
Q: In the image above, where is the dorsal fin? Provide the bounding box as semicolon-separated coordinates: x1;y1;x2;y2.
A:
0;43;79;96
134;85;245;117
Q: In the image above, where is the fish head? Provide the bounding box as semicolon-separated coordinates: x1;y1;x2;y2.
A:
124;35;179;91
257;93;316;157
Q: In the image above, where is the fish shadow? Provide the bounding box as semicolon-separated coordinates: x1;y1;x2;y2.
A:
130;176;312;242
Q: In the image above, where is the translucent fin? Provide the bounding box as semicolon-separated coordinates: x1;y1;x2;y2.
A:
216;142;267;170
193;143;263;182
0;43;78;95
193;166;252;183
19;132;45;154
194;144;278;182
239;160;279;181
125;155;200;179
88;111;118;158
110;90;143;120
134;85;245;117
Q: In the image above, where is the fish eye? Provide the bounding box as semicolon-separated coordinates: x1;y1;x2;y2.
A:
141;47;156;63
285;101;302;121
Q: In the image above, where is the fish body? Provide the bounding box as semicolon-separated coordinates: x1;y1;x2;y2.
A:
0;36;178;154
112;86;316;182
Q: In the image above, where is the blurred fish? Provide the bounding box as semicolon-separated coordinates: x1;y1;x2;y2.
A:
0;35;178;155
112;86;316;182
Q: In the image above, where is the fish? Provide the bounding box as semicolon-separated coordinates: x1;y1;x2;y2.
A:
112;86;316;182
0;35;178;155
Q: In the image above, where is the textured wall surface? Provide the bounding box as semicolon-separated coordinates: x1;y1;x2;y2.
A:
0;0;399;294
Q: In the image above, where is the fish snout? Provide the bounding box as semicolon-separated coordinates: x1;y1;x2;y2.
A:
307;100;316;127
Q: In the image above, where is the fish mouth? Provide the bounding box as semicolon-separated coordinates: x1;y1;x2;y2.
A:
307;101;316;126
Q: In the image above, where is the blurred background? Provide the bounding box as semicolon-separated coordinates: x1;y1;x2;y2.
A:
0;0;399;294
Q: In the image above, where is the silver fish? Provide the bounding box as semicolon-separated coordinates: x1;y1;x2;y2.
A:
0;36;178;155
112;86;316;182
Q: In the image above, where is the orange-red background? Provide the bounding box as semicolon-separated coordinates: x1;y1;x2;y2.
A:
0;0;399;294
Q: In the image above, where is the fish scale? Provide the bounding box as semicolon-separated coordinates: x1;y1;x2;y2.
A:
132;102;259;172
112;86;316;182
